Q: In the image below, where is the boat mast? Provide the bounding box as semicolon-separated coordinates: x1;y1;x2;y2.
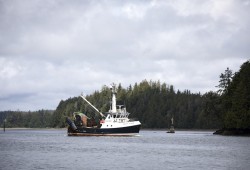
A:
110;83;117;113
80;94;105;117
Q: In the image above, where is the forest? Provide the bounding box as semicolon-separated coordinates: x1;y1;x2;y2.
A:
1;60;249;131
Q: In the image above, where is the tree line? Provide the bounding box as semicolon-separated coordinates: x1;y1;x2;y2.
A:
0;110;53;128
215;60;250;131
1;60;249;130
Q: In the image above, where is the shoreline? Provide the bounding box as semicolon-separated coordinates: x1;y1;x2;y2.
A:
2;127;216;131
213;128;250;136
2;127;67;130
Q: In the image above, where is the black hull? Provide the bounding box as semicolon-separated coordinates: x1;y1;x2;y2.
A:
68;124;141;136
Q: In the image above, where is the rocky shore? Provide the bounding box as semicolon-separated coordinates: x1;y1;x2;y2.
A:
213;128;250;136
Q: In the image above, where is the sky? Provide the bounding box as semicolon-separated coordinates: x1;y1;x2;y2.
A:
0;0;249;111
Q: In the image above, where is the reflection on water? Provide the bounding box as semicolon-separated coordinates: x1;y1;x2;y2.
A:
0;129;250;170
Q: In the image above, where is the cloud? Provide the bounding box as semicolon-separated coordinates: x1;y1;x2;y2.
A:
0;0;249;110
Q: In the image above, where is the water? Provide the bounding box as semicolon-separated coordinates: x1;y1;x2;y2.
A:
0;129;250;170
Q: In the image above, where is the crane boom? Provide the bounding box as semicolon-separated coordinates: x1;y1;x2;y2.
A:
80;94;105;117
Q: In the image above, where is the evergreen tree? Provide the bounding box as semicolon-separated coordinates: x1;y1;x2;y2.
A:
221;60;250;129
217;67;233;95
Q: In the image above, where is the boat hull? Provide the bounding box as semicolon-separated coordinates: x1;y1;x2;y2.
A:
68;124;141;136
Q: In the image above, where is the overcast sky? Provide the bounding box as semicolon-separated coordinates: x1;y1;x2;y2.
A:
0;0;249;111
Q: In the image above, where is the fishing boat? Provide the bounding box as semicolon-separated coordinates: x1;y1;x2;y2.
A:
66;83;141;136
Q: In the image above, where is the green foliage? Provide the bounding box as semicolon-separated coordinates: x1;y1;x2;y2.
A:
0;110;53;128
49;80;211;129
216;67;233;94
220;60;250;129
197;91;223;128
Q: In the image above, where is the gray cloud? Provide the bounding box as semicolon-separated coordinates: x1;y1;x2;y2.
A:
0;0;249;110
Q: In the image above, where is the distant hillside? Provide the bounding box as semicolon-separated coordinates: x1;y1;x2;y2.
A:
0;110;53;128
51;80;222;129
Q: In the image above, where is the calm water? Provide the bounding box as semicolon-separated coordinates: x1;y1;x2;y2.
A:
0;129;250;170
